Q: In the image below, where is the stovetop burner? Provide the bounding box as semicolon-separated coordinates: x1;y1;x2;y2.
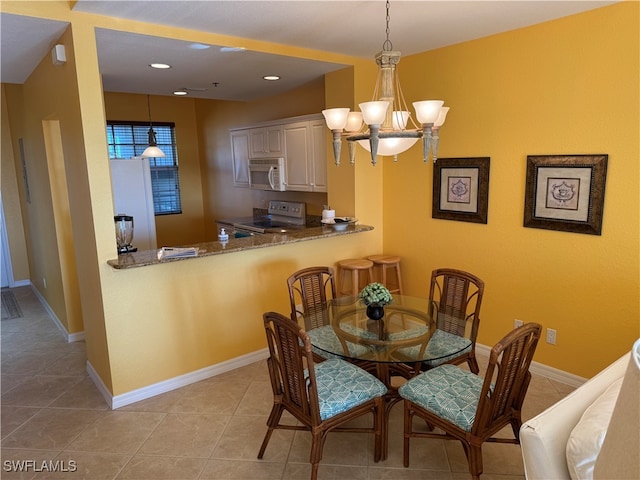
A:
220;201;307;234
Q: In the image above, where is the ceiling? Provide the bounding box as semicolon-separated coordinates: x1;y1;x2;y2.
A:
1;1;617;101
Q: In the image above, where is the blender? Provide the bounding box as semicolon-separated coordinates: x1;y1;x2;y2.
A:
114;214;136;253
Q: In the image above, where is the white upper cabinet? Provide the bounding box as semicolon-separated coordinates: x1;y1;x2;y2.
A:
283;118;328;192
229;114;327;191
249;126;283;158
309;118;328;192
230;129;250;187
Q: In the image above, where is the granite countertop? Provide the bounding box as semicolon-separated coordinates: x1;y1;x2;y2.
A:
107;223;374;269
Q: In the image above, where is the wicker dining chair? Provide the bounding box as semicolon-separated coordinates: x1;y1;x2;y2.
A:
423;268;485;373
399;322;542;480
259;311;387;480
287;266;369;362
287;266;336;331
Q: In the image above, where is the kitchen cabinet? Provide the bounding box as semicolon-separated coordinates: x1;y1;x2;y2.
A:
230;129;250;187
283;118;327;192
249;126;283;158
229;114;327;191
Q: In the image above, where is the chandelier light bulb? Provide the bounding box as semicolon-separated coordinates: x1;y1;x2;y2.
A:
322;108;350;130
413;100;444;125
359;101;389;125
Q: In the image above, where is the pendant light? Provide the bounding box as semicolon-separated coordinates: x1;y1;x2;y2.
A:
141;95;165;158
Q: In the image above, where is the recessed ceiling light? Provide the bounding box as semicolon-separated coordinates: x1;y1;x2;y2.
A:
263;75;280;81
149;63;171;69
189;43;211;50
173;90;188;96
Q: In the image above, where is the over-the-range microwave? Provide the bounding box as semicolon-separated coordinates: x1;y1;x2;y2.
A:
248;158;286;191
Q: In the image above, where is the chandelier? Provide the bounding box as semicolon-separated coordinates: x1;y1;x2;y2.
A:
322;0;449;166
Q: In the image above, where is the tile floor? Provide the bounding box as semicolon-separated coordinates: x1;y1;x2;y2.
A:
1;286;575;479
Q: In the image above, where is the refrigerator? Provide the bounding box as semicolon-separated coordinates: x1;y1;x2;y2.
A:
110;157;157;252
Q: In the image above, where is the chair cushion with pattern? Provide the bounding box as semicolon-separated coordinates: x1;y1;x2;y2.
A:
307;325;373;360
389;329;472;364
314;359;387;420
398;364;484;431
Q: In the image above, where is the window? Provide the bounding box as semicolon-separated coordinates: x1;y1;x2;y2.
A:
106;121;182;215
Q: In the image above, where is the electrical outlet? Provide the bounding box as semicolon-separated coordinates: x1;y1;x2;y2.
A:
514;319;524;328
546;328;557;345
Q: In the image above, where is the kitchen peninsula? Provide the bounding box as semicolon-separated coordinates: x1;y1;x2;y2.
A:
107;224;374;269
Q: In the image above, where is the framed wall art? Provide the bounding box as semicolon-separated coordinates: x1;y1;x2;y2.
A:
523;154;608;235
433;157;490;224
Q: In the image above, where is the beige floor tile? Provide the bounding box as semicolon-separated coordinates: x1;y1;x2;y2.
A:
115;454;206;479
118;387;186;413
200;458;285;480
283;462;369;480
138;413;229;458
49;377;110;410
287;430;372;467
0;448;62;480
1;376;83;407
41;352;87;376
212;415;293;463
234;381;276;417
369;467;454;479
1;408;103;450
1;405;40;439
65;411;165;454
33;451;131;480
170;379;250;415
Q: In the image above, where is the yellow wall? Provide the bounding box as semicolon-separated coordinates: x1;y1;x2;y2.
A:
3;27;85;335
1;1;636;399
383;2;639;377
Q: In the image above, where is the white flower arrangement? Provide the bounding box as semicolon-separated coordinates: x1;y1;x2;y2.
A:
359;282;393;306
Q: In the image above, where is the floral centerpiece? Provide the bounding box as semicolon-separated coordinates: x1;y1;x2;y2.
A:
359;282;393;320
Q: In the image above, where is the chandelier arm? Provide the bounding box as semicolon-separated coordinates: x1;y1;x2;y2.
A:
348;140;357;166
431;128;440;163
421;126;433;163
331;130;342;166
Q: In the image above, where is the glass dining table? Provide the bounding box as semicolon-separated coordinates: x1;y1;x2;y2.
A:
298;294;473;458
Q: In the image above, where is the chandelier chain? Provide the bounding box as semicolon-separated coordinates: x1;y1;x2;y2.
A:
383;0;393;51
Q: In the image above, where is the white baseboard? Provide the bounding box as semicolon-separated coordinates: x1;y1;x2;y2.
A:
29;283;85;343
88;348;270;410
475;343;587;388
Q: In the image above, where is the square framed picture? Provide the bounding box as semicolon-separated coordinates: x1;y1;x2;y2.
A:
433;157;490;224
523;154;608;235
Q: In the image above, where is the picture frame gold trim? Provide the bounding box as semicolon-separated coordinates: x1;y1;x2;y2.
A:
524;154;608;235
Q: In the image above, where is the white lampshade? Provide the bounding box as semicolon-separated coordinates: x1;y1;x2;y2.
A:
141;146;165;158
413;100;444;125
359;101;389;125
357;137;419;156
392;111;410;130
322;108;350;130
345;111;364;132
435;107;450;127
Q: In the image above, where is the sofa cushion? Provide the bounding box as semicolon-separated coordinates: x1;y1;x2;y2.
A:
566;377;623;479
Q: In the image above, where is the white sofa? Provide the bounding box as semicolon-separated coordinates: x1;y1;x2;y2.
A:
520;339;639;480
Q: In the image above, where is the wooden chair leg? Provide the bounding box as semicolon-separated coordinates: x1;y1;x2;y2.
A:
258;403;284;458
468;354;480;374
467;443;484;480
403;401;412;467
